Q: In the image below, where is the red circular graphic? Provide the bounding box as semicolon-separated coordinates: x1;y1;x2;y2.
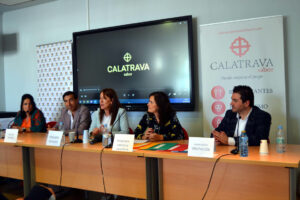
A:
230;37;250;57
212;116;224;129
211;101;226;115
211;86;225;100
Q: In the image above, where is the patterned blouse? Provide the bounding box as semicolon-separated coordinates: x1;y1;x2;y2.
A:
134;113;184;140
13;109;47;132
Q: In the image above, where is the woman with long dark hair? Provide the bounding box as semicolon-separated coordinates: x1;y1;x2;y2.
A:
134;91;184;141
89;88;129;136
12;94;46;132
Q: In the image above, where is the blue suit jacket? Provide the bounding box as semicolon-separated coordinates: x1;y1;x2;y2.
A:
215;106;271;146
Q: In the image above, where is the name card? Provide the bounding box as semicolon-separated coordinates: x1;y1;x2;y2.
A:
4;129;19;143
46;131;63;146
112;134;134;152
188;137;215;158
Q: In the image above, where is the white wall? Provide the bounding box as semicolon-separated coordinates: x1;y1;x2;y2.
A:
0;13;4;110
2;0;300;144
2;0;87;111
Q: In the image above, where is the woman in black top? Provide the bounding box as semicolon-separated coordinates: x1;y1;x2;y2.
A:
134;91;184;141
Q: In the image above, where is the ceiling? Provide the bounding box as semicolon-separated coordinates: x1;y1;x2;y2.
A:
0;0;55;12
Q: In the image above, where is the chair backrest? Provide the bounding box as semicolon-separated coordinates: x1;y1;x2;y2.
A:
129;127;134;134
182;127;189;140
46;121;57;128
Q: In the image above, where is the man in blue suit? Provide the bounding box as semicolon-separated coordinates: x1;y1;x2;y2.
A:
212;85;271;146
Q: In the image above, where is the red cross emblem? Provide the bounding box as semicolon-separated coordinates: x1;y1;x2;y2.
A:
230;37;250;57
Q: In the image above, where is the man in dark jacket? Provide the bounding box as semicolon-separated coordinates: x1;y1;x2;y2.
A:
212;85;271;146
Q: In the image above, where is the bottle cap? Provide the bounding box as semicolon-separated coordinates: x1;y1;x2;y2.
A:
278;125;283;129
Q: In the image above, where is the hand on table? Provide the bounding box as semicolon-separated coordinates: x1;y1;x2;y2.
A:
142;128;153;140
148;133;164;141
212;130;228;145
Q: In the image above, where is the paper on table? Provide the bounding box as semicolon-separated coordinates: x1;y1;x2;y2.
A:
146;143;178;151
134;139;149;143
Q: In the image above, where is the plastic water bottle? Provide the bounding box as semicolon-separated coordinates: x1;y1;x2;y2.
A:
239;130;248;157
58;122;65;145
58;121;64;131
102;124;111;147
276;125;286;153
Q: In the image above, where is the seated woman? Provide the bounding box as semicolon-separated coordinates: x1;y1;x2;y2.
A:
12;94;46;132
134;91;184;141
89;88;129;137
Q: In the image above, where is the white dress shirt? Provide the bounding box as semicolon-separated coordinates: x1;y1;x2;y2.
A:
228;108;252;146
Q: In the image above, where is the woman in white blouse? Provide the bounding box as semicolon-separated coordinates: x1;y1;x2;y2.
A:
89;88;129;136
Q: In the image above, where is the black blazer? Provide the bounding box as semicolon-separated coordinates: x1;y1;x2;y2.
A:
215;106;271;146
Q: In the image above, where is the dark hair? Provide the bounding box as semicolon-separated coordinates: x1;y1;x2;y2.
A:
149;91;175;125
233;85;254;107
20;94;37;119
99;88;122;126
62;91;78;100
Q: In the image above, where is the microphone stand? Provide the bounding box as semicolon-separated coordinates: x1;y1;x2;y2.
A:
89;133;102;144
105;110;126;148
231;116;241;154
7;118;15;129
73;117;88;143
73;132;83;143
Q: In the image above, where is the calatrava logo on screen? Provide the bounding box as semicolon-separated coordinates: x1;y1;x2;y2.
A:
209;37;274;72
107;52;150;77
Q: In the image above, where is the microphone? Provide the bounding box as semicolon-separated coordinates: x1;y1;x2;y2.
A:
7;119;15;128
105;110;126;148
73;118;89;143
231;115;241;155
73;134;83;143
70;109;91;143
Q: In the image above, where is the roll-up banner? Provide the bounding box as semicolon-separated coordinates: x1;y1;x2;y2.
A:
200;16;286;143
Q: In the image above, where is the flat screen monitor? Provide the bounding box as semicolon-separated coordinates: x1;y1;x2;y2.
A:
73;15;195;111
